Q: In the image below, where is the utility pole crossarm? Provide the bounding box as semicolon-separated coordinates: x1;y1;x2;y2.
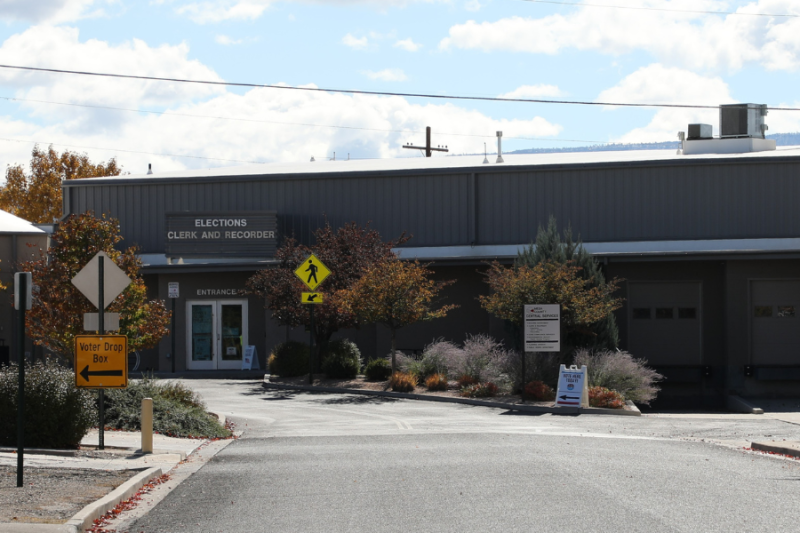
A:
402;126;449;157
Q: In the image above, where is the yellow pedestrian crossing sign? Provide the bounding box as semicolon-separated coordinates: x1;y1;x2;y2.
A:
301;292;324;304
295;254;331;290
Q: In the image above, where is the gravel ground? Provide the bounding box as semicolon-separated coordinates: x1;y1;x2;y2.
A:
0;465;137;524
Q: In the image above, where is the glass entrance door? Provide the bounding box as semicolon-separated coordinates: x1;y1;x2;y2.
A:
186;300;248;370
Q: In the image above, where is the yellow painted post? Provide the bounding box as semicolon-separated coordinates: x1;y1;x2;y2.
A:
141;398;153;454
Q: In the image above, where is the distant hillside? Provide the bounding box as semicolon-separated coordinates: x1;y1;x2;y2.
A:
510;132;800;155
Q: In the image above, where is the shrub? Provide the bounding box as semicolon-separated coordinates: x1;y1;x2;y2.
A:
460;382;498;398
389;372;417;392
573;349;663;405
420;339;461;377
364;358;392;381
105;375;230;438
321;339;362;379
457;374;478;388
425;373;448;391
588;386;625;409
268;341;310;377
0;359;96;449
524;380;556;401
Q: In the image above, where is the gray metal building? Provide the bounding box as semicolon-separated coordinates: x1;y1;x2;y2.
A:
62;148;800;406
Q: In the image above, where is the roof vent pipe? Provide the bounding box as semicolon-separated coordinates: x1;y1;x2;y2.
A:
146;163;153;175
496;131;504;164
483;142;489;164
310;156;315;162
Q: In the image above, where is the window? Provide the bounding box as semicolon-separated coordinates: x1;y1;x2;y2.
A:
632;308;651;319
678;308;697;319
777;306;796;318
754;306;773;318
655;308;674;319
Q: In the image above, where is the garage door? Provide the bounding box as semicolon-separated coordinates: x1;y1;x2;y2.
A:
628;282;702;366
751;280;800;366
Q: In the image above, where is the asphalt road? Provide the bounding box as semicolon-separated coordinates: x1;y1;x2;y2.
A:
130;380;800;533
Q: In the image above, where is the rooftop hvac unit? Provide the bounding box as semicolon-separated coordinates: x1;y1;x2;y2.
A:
720;104;768;139
687;124;712;140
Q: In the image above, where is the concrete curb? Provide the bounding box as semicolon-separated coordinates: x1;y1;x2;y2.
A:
64;466;162;533
728;395;765;414
262;381;641;417
750;441;800;459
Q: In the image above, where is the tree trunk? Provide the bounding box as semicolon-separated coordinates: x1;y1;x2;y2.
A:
390;328;397;374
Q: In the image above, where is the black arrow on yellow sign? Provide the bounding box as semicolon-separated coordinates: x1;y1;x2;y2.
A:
79;366;123;382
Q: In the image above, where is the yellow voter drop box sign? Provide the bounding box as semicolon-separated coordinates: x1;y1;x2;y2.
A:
75;335;128;389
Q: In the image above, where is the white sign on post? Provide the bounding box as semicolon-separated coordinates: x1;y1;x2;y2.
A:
555;364;588;407
241;346;260;370
71;252;132;310
524;304;560;352
168;282;179;299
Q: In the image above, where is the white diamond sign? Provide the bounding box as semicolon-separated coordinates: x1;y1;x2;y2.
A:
71;252;132;310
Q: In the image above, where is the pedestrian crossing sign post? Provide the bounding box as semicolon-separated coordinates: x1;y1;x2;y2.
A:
301;292;324;304
294;254;331;291
294;254;333;384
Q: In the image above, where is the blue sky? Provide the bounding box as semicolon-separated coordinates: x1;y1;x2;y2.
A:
0;0;799;175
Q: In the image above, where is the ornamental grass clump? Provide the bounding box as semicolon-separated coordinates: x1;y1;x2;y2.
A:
105;375;230;438
425;373;448;391
524;380;556;401
364;358;392;381
588;386;626;409
573;349;663;405
389;372;418;392
0;359;96;449
460;382;498;398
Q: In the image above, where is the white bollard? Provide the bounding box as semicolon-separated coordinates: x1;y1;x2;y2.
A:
141;397;153;454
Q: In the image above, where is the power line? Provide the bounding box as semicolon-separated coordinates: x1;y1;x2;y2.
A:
3;63;798;111
518;0;799;18
0;95;607;144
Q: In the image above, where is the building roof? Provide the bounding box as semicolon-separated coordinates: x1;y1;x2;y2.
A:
0;210;46;235
70;145;800;184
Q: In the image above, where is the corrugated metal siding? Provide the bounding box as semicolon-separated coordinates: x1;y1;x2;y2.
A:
69;173;471;252
66;159;800;253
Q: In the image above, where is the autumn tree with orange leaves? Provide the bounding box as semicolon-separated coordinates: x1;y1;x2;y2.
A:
340;260;457;373
0;145;122;223
19;212;171;363
479;261;622;352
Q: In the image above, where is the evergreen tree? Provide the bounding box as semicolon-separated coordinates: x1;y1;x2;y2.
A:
515;217;620;350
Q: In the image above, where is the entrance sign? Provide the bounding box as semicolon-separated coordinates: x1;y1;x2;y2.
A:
71;252;132;309
524;304;561;352
555;364;588;407
75;335;128;389
241;345;260;370
295;254;331;291
168;282;180;298
301;292;324;304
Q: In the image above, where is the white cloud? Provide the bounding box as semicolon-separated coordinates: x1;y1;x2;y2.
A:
214;34;243;45
498;84;563;99
0;0;107;24
464;0;482;12
440;0;800;72
394;38;422;52
598;64;736;143
342;33;369;50
175;1;272;24
764;101;800;134
363;68;408;81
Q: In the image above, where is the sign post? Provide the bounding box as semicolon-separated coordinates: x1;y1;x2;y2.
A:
71;252;132;450
294;254;331;384
14;272;31;488
168;282;179;373
523;304;561;401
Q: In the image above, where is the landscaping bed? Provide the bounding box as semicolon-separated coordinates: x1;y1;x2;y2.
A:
0;465;137;524
265;375;640;414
